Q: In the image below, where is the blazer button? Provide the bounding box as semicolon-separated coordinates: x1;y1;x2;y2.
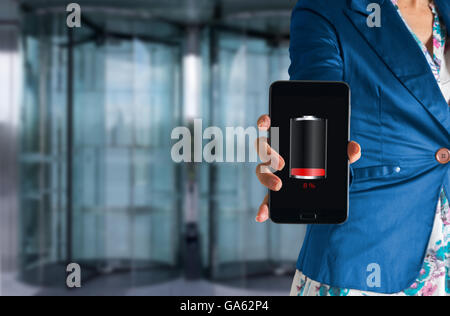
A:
435;148;450;164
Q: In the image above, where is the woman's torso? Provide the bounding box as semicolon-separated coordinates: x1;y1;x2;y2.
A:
289;0;450;293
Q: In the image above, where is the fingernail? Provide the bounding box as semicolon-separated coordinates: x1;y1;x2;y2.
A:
270;159;279;170
271;179;278;188
272;180;282;191
276;182;282;191
256;213;268;222
279;158;286;170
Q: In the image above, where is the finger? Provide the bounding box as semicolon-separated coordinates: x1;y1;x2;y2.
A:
256;164;283;191
257;115;271;131
256;194;269;223
255;137;285;171
348;141;362;164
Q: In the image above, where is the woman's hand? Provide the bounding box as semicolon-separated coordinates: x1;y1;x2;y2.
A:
255;114;362;223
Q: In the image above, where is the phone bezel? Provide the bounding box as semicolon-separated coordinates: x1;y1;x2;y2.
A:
268;80;351;224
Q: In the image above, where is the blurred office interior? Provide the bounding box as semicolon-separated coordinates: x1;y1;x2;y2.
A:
0;0;306;295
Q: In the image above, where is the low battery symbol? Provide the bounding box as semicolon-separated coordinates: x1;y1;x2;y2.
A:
290;116;328;180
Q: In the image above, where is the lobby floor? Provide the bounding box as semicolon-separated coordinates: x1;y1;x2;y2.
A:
0;272;292;296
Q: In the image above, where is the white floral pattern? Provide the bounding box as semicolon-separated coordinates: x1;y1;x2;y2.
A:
392;0;447;82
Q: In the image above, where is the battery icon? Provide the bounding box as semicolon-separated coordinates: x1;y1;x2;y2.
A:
290;116;328;180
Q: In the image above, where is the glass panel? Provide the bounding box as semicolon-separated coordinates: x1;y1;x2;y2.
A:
19;13;69;284
20;12;183;285
72;38;182;273
207;31;306;282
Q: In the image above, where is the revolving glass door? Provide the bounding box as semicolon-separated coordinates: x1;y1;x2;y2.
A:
20;11;182;286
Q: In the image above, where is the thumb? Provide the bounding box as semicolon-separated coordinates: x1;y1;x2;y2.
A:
348;141;361;164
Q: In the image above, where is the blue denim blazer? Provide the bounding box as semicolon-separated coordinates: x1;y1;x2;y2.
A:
289;0;450;293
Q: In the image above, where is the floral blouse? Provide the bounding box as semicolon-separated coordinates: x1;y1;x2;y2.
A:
392;0;447;82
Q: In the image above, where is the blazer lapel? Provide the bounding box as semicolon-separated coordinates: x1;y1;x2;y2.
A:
344;0;449;128
435;0;450;32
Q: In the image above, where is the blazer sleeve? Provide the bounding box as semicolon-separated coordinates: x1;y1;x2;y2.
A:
288;4;356;184
288;4;344;81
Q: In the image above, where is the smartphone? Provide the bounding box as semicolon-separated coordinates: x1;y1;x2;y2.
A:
268;81;351;224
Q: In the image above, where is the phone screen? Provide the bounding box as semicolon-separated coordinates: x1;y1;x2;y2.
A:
269;81;350;224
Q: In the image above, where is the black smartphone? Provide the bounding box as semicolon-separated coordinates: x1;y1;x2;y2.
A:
269;81;351;224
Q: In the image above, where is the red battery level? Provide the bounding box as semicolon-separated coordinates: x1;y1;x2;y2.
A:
290;116;328;180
